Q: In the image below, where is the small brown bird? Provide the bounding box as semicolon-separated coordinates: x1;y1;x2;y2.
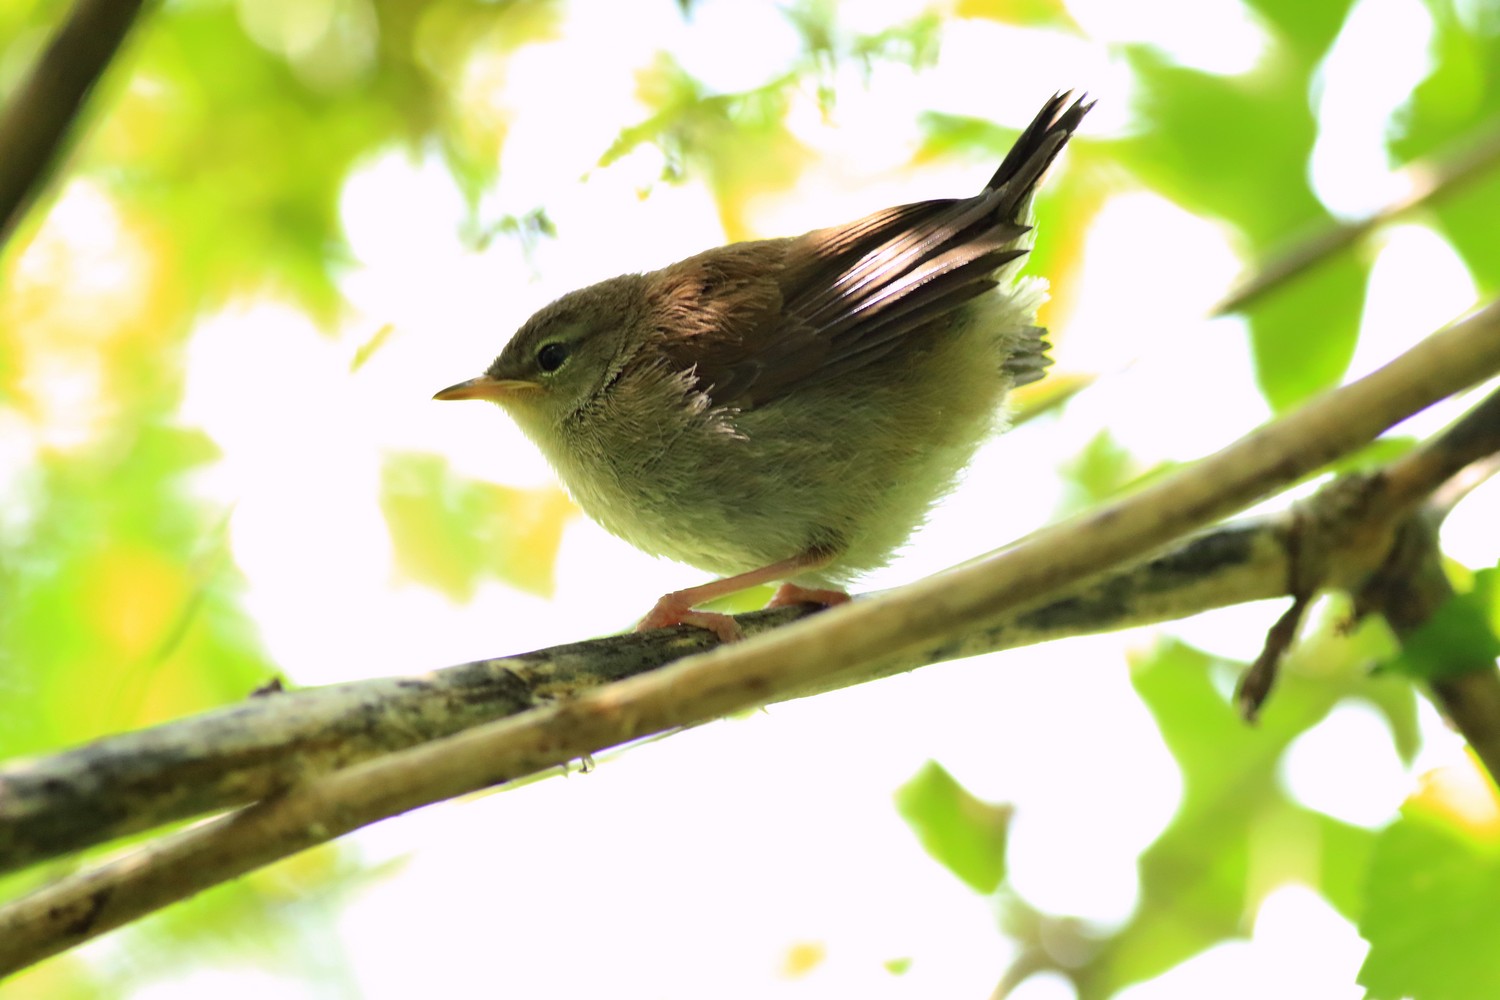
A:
437;92;1090;641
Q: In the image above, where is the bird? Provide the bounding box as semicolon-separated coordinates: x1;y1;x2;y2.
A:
435;91;1091;642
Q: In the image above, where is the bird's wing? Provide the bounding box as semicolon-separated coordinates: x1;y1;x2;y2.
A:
653;93;1089;410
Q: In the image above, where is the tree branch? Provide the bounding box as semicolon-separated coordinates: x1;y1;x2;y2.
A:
0;0;150;250
1356;513;1500;782
0;519;1287;875
2;298;1498;975
1212;121;1500;316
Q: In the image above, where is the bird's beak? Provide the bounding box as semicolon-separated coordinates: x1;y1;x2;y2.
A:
432;375;540;403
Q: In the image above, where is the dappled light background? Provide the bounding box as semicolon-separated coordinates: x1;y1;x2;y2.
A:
2;0;1499;997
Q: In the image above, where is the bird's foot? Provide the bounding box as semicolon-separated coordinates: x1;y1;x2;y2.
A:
636;598;744;643
766;583;851;610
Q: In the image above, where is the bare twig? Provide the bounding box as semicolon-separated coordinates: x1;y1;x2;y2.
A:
1237;592;1311;722
1213;122;1500;316
0;0;150;250
2;298;1498;975
1428;453;1500;517
1382;383;1500;511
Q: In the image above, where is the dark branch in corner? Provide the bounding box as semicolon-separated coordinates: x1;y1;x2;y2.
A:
0;0;150;249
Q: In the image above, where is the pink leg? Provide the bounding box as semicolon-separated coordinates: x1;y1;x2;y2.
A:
637;550;842;643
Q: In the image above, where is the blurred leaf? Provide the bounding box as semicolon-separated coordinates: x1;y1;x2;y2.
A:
1313;811;1377;922
602;53;809;239
1359;760;1500;1000
463;205;555;254
1243;255;1367;411
1009;370;1094;423
1055;430;1182;517
847;12;942;75
780;941;827;978
1332;615;1423;764
605;7;963;238
1327;435;1418;475
349;322;396;372
913;110;1011;164
1245;0;1360;62
884;957;913;975
1117;51;1322;247
1070;637;1386;996
1390;0;1500;296
956;0;1081;32
0;954;105;1000
380;450;575;601
701;583;774;615
1027;147;1110;331
1056;430;1140;514
0;422;271;760
894;760;1012;894
111;839;400;995
1388;566;1500;680
1117;39;1367;410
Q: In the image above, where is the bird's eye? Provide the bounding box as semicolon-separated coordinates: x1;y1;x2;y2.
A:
536;342;570;373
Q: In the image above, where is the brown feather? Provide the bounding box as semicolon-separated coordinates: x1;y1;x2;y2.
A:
648;92;1091;409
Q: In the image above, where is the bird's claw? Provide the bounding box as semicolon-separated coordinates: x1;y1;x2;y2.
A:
636;600;744;643
765;583;850;610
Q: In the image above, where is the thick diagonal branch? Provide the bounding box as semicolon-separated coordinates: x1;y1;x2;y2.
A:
0;0;150;249
0;521;1285;876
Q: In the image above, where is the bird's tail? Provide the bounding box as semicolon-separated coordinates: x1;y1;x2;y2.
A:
984;92;1092;219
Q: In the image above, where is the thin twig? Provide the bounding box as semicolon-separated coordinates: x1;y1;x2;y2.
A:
1428;453;1500;518
1213;123;1500;316
1382;383;1500;511
2;298;1498;975
0;0;150;250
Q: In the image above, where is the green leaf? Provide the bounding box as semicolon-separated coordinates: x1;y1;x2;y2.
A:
848;13;942;73
349;322;396;373
894;760;1012;894
1244;254;1366;411
1312;811;1378;922
1070;634;1397;996
1327;436;1419;476
1388;567;1500;680
1115;38;1370;409
379;451;575;602
1053;430;1179;516
1389;0;1500;296
955;0;1082;32
0;420;270;759
1060;430;1135;508
1243;0;1359;62
1359;773;1500;1000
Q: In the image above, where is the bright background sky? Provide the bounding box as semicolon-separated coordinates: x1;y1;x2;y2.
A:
19;0;1499;996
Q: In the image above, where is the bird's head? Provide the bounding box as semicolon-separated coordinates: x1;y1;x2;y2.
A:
434;274;649;429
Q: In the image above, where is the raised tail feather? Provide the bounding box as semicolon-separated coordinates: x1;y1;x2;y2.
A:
984;91;1094;220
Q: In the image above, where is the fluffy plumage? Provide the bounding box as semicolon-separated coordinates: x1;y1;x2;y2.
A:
437;92;1090;637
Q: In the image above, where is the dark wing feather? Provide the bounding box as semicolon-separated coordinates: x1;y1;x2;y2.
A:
654;92;1091;409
